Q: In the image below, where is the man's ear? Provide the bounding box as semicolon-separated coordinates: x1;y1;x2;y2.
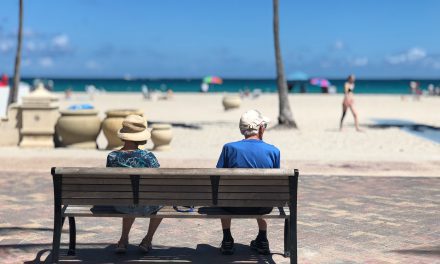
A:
258;126;264;139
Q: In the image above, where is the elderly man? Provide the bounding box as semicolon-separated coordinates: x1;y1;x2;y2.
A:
216;110;280;255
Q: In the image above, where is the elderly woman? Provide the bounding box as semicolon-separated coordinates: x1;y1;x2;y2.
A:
106;115;162;253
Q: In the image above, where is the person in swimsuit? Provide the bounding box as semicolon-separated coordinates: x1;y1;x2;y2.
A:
340;74;361;131
106;115;163;254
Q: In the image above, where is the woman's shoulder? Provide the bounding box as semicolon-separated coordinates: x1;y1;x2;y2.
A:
137;149;153;157
137;149;160;167
107;150;119;159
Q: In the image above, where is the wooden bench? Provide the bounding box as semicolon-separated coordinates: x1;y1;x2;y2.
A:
51;167;299;263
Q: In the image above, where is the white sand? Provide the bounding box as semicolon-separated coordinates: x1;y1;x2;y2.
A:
1;92;439;176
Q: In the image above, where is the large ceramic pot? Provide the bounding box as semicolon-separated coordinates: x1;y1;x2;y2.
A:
55;109;101;149
151;123;173;151
222;95;241;110
102;109;144;149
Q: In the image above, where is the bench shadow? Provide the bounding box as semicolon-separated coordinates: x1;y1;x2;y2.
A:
0;226;82;235
31;243;279;264
388;245;440;257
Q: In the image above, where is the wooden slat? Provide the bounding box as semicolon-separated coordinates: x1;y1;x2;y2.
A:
54;167;295;177
139;179;212;186
63;205;290;219
63;185;133;192
63;198;213;206
218;193;289;200
139;193;211;199
62;174;132;179
138;199;212;206
220;180;288;186
62;185;287;193
139;185;211;192
216;176;288;180
64;193;287;202
63;178;131;185
62;198;134;205
218;186;288;193
62;191;288;199
63;191;133;199
217;200;288;207
63;175;213;180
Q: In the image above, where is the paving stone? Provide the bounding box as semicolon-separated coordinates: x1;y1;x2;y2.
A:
0;172;439;263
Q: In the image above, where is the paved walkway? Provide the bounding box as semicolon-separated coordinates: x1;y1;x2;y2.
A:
0;171;439;263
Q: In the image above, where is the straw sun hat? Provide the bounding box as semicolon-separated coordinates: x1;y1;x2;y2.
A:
117;115;151;142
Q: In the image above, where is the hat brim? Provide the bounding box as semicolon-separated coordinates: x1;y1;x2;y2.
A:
117;129;151;142
261;115;270;124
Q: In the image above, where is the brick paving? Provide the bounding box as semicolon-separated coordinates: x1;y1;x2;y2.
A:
0;171;439;263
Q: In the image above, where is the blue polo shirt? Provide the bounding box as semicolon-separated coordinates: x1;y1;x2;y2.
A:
216;139;280;169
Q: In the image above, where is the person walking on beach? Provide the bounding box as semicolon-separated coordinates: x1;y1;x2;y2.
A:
106;115;163;254
216;110;280;255
340;74;361;131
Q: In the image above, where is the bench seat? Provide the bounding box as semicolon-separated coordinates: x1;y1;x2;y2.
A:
63;205;290;218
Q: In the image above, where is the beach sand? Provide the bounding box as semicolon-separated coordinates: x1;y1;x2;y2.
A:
1;92;439;176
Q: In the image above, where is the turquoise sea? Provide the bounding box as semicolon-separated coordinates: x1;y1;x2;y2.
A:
22;78;440;94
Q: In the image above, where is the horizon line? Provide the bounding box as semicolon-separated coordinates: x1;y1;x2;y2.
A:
17;76;440;81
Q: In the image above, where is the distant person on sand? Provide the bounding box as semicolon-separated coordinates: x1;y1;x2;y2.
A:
106;115;163;254
0;74;8;87
410;81;421;101
200;82;209;93
64;88;72;100
216;110;280;255
340;74;361;131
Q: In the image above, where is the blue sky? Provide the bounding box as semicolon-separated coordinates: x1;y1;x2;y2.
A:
0;0;439;78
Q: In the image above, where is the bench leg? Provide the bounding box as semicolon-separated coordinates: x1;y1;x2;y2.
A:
284;218;290;257
68;217;76;255
289;213;297;264
51;215;63;263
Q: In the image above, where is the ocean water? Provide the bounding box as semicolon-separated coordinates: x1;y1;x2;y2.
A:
21;78;440;94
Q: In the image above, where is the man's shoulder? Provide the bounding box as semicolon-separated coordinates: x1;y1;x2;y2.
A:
223;140;243;149
261;142;280;153
223;140;279;153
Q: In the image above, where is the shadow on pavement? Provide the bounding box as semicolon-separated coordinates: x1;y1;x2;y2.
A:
25;243;280;263
389;245;440;257
0;226;79;235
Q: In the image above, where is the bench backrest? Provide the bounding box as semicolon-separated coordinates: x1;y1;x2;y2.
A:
52;168;298;208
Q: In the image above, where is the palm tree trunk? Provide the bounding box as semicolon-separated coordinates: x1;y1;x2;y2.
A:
273;0;297;128
8;0;23;107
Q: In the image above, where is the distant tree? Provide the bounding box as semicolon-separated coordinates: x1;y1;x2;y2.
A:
273;0;297;128
8;0;23;107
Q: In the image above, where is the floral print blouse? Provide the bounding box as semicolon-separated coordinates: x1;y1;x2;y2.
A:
106;149;161;215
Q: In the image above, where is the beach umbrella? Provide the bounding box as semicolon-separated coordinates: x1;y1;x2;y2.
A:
310;78;331;87
287;71;308;81
203;76;223;85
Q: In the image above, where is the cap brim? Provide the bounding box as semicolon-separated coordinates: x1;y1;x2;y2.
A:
117;129;151;142
262;115;270;124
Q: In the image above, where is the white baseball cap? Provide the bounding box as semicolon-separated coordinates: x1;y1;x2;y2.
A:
239;110;270;134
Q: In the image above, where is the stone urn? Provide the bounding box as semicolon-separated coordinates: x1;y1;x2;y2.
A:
222;95;241;110
55;109;101;149
102;109;144;149
151;123;173;151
